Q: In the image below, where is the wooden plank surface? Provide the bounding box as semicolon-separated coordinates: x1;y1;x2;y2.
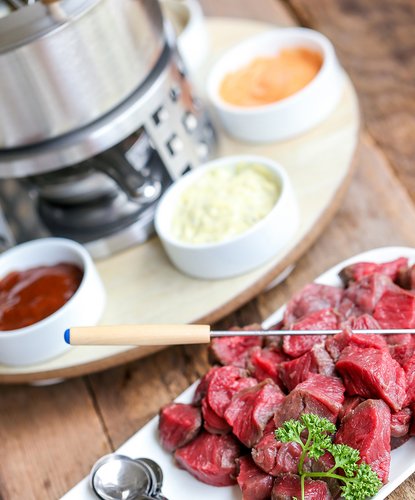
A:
285;0;415;204
0;0;414;498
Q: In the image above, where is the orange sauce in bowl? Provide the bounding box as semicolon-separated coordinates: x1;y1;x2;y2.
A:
219;48;323;107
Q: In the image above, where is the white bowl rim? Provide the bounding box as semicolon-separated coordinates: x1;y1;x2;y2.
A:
155;154;293;250
207;27;337;114
0;237;92;338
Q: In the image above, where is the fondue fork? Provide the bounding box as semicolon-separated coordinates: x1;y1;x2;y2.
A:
64;325;414;347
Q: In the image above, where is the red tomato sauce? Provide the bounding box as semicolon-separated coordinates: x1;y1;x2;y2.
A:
0;263;83;331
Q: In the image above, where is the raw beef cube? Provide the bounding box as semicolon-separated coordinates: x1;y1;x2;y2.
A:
339;274;394;318
236;455;274;500
202;398;230;434
389;340;415;366
279;344;334;391
252;431;282;475
391;407;412;438
271;474;332;500
159;403;201;452
251;424;305;476
391;435;411;450
374;288;415;328
225;380;285;447
335;399;391;484
274;442;303;474
342;313;381;330
283;283;343;325
385;333;412;345
274;374;345;428
336;346;407;412
338;396;364;421
206;366;257;420
326;328;387;362
339;257;408;286
247;346;287;388
410;403;415;436
397;263;415;290
404;354;415;404
175;431;240;486
192;366;220;406
209;325;263;367
283;308;338;358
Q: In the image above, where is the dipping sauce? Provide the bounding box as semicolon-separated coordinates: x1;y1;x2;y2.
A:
0;263;83;331
171;163;280;244
219;48;323;107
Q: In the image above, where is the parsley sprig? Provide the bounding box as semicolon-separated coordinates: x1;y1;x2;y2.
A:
275;414;382;500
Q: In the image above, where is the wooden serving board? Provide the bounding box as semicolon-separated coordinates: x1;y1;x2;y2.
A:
0;18;360;383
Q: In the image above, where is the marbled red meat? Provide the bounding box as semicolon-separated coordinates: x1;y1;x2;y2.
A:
159;403;201;452
274;374;345;428
282;308;338;358
175;431;240;486
206;366;257;420
336;346;407;412
279;343;334;391
335;399;391;484
410;403;415;436
209;326;263;367
271;474;332;500
374;288;415;328
391;407;412;438
403;354;415;404
326;327;387;362
283;283;343;325
339;258;408;286
396;263;415;290
225;380;285;447
342;313;381;330
391;435;411;449
388;338;415;366
236;455;274;500
339;274;394;318
192;366;219;406
274;442;303;474
338;395;365;421
252;431;281;475
247;346;287;388
202;397;230;434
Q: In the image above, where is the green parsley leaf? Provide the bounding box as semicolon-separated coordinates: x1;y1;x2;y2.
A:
275;418;305;446
275;414;383;500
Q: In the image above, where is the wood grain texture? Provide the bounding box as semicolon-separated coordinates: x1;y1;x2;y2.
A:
0;379;111;499
285;0;415;204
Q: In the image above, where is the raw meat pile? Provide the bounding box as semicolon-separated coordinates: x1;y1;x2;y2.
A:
158;257;415;499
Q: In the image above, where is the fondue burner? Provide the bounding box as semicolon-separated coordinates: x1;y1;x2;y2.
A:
0;0;215;258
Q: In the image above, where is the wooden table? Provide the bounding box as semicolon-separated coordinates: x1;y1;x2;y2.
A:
1;1;414;498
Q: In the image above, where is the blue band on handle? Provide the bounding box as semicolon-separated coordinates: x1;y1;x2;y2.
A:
64;329;70;344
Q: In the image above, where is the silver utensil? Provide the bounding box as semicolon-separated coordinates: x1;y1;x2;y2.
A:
66;324;415;347
90;454;153;500
137;458;163;495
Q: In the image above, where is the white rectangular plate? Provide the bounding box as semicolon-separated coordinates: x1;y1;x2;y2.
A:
62;246;415;500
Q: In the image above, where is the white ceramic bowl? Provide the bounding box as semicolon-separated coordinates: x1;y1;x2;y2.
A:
0;238;106;366
207;28;344;143
155;155;299;279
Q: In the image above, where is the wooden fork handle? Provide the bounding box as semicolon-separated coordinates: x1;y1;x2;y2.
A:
66;324;211;346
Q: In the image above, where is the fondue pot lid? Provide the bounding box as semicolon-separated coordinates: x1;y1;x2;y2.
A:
0;0;166;149
0;0;97;54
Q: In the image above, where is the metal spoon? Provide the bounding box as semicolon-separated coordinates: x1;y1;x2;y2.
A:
90;454;153;500
137;458;163;495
